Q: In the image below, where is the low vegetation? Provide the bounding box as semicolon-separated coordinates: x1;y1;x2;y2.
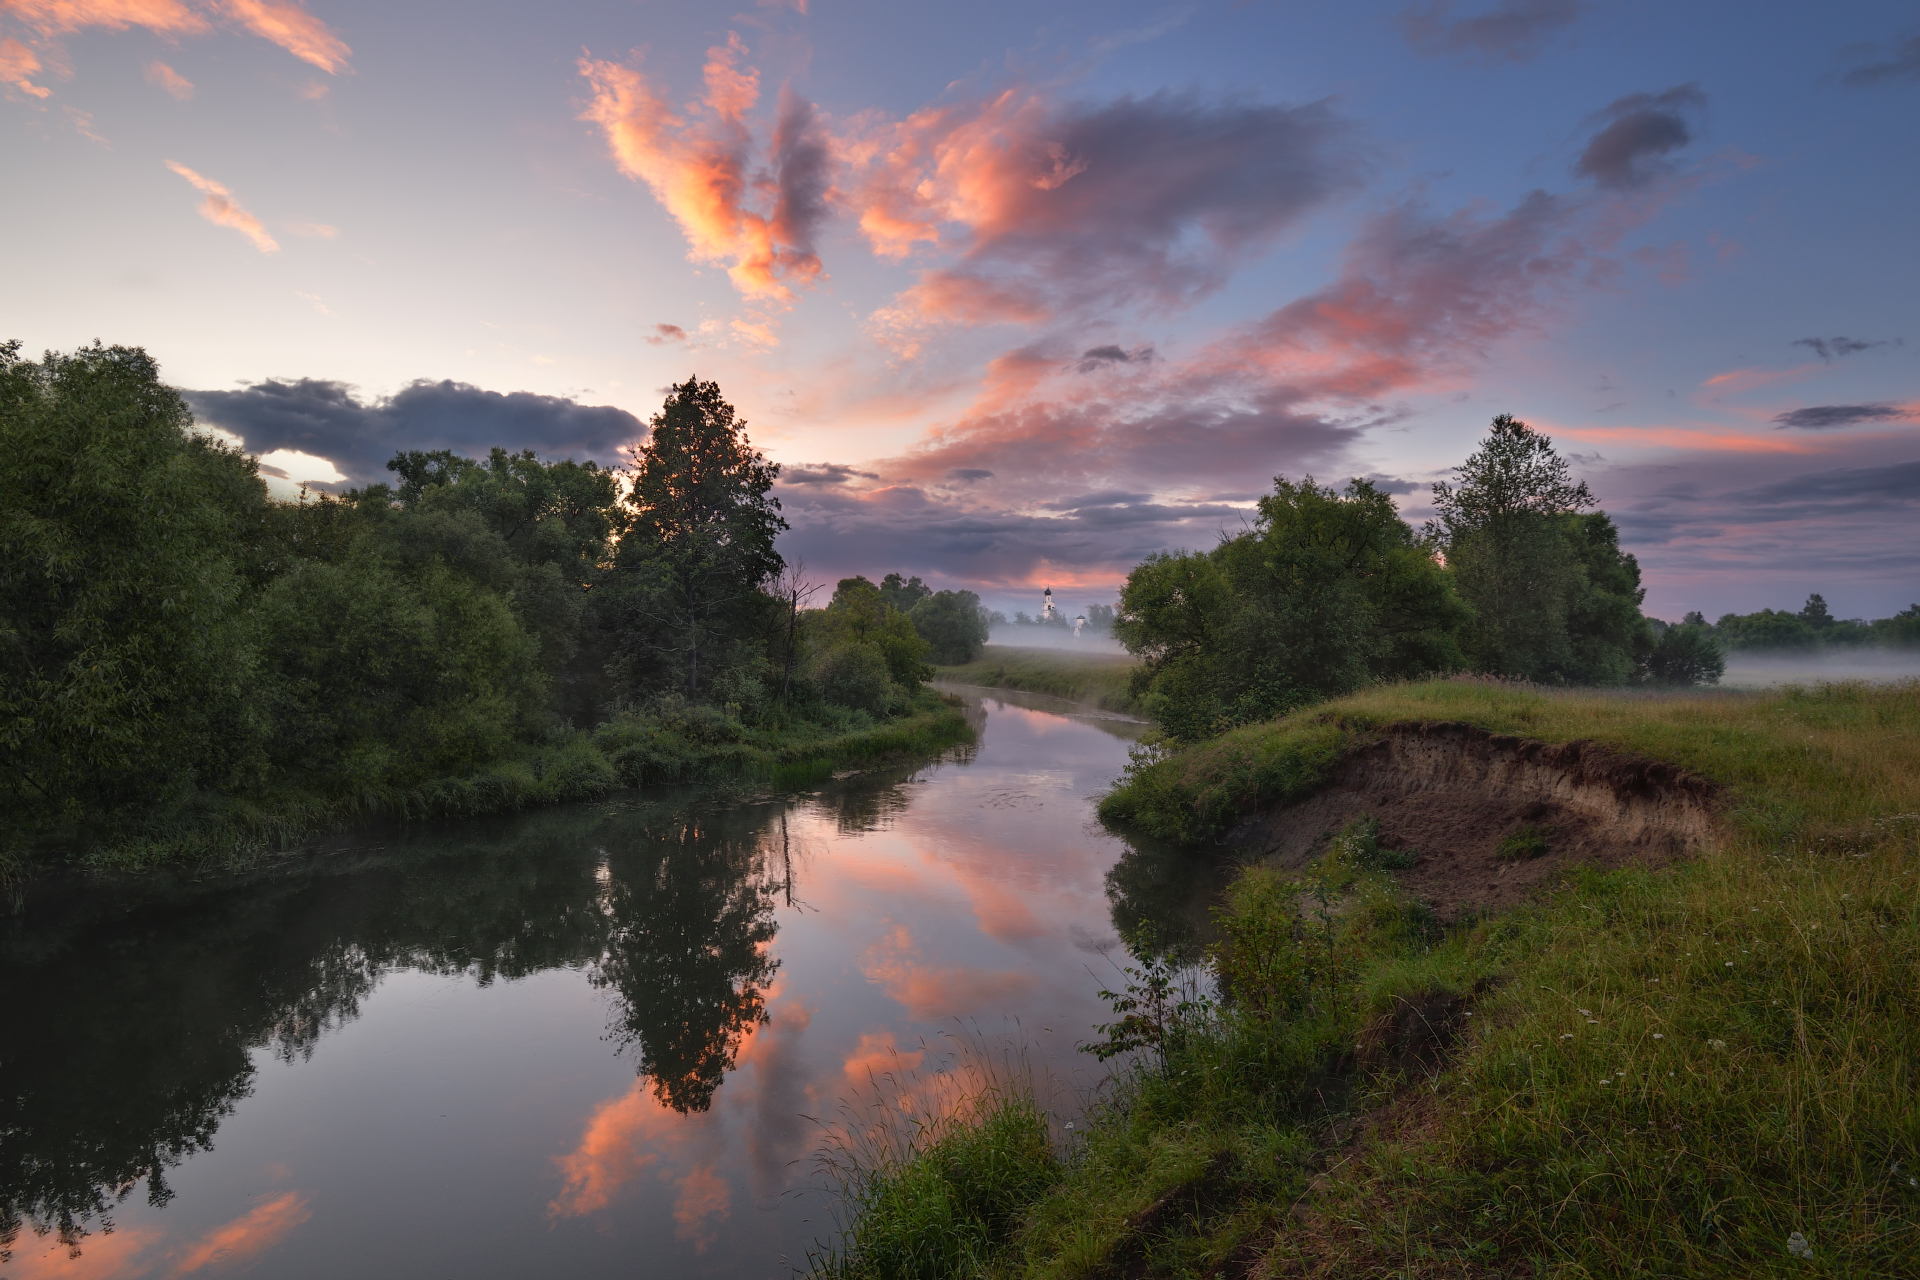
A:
935;646;1143;714
811;677;1920;1278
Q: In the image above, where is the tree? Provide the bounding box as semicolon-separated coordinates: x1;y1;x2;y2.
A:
1645;623;1725;686
0;342;268;837
1432;414;1647;682
609;379;787;699
878;572;932;614
809;576;931;695
909;589;991;664
1115;477;1467;741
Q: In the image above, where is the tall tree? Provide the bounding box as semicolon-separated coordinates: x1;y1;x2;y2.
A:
609;379;787;698
1432;415;1648;681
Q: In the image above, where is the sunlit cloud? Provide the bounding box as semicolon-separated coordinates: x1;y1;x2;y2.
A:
577;33;829;301
256;446;345;481
1;1223;166;1280
144;58;192;97
548;1082;673;1217
1;0;350;88
171;1191;313;1273
860;924;1036;1018
284;221;337;238
2;36;54;97
165;160;278;252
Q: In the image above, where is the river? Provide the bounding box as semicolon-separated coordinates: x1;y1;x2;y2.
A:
1;688;1221;1280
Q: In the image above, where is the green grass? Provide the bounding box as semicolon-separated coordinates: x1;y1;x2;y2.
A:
936;645;1143;714
54;690;973;874
812;677;1920;1278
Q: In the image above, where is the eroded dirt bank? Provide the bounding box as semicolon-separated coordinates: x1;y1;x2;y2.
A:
1225;721;1719;918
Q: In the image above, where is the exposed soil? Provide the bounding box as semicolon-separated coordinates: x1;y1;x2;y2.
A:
1224;721;1720;920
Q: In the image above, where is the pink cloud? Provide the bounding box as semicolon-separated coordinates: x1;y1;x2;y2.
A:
1;36;52;96
671;1164;731;1252
165;160;278;252
217;0;349;74
578;36;829;301
143;57;191;97
2;0;208;38
547;1082;675;1217
859;924;1036;1018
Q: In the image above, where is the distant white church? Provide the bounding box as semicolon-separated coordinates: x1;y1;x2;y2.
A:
1042;586;1057;622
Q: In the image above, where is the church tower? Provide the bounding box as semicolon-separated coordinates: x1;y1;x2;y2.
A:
1042;586;1057;622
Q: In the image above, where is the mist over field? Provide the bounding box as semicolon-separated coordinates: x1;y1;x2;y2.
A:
1720;649;1920;689
985;627;1130;655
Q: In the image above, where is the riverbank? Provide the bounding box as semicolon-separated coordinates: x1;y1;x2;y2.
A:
16;691;974;878
935;646;1142;715
815;677;1920;1277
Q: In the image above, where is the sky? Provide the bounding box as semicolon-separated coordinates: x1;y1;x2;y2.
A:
4;0;1917;621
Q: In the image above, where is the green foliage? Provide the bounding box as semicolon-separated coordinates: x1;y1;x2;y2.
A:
1434;415;1652;683
816;642;894;715
1082;926;1214;1064
0;341;269;844
1646;621;1726;685
607;377;787;698
812;577;933;693
877;572;932;615
1096;717;1360;845
908;588;991;664
1114;477;1467;741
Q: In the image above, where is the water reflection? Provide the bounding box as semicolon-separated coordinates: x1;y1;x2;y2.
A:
0;692;1192;1278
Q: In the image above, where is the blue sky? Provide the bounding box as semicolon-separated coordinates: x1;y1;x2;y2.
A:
4;0;1916;619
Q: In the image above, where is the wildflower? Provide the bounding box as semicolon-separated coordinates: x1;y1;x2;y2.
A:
1653;1033;1665;1040
1786;1231;1813;1259
1708;1039;1727;1050
1725;961;1734;967
1561;1033;1574;1040
1600;1079;1611;1085
1579;1008;1592;1016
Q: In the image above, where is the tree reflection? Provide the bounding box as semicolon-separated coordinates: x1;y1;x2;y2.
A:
1103;834;1239;962
595;806;782;1113
0;792;795;1260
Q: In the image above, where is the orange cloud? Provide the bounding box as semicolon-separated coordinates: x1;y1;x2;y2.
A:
2;0;208;38
1;35;52;95
144;58;191;97
165;160;279;252
671;1164;731;1252
1;0;348;87
216;0;348;73
841;1029;925;1086
2;1224;165;1280
578;36;826;301
171;1191;312;1273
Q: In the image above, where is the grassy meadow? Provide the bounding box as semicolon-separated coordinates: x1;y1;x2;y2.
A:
812;677;1920;1278
936;645;1144;714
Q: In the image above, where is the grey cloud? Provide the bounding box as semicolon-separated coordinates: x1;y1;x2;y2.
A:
919;91;1363;317
781;462;881;486
947;468;995;483
645;323;687;345
1360;473;1423;495
1076;344;1155;373
1734;459;1920;509
184;378;644;484
1772;404;1911;430
771;85;832;276
1400;0;1582;63
1791;335;1895;361
1574;85;1705;190
1040;489;1154;511
1843;35;1920;87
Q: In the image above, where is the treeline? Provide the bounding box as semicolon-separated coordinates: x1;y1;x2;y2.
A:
0;343;981;866
1678;595;1920;651
1113;415;1727;741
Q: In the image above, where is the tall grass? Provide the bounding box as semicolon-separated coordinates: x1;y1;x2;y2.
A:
937;647;1143;715
808;1036;1064;1280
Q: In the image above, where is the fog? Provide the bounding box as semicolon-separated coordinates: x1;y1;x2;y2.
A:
985;626;1131;655
1719;649;1920;689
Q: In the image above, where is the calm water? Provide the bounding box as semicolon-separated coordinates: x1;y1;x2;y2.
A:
1;689;1217;1280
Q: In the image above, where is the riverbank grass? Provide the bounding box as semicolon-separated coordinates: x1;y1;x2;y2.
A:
813;677;1920;1278
936;646;1142;714
40;690;973;874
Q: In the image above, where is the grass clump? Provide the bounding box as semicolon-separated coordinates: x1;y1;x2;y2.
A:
936;646;1143;714
1494;821;1553;861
